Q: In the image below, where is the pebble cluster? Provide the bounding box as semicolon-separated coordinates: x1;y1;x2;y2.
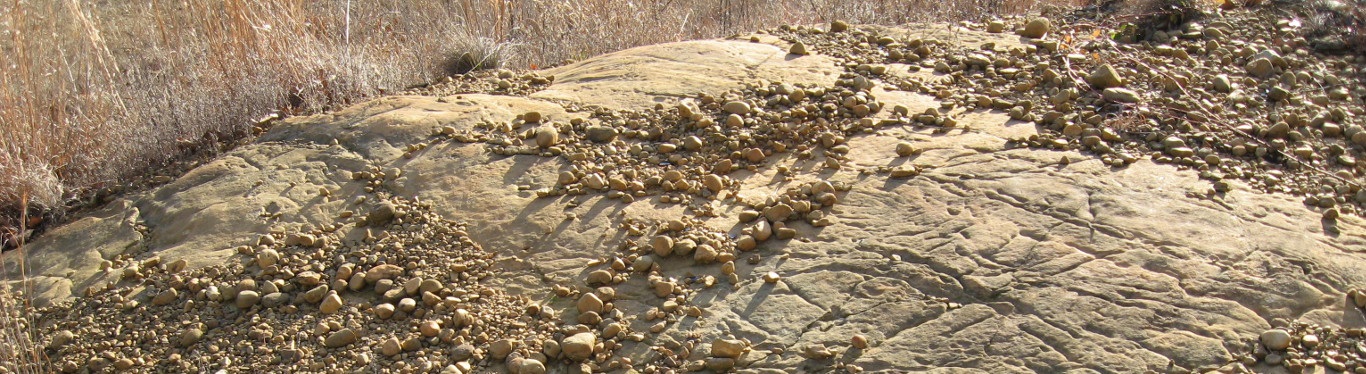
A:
1247;289;1366;373
35;196;571;373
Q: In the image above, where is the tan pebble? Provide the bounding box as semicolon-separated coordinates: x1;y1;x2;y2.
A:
632;256;656;273
365;264;404;283
420;320;441;337
520;359;546;374
587;269;614;286
1261;329;1291;350
235;290;261;309
711;339;747;358
561;333;596;361
320;292;343;314
790;42;809;55
736;236;758;251
763;272;781;283
178;327;204;347
752;220;773;242
764;204;794;222
324;328;359;347
721;261;736;275
152;288;179;306
694;244;719;263
703;174;725;193
375;303;396;319
380;337;402;356
895;142;918;157
738;210;761;223
723;101;752;115
577;293;604;314
490;338;517;359
852;334;869;349
1352;289;1366;308
523;111;543;123
651;236;675;257
726;114;744;127
1019;17;1051;38
744;148;766;163
535;126;559;148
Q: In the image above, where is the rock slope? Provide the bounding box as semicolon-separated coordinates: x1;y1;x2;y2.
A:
4;9;1366;374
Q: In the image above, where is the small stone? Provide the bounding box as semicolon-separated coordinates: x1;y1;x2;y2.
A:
235;290;261;309
711;339;746;358
303;285;329;304
764;204;794;222
651;236;674;257
523;111;543;123
451;343;476;361
1246;58;1275;78
736;235;757;251
366;202;397;227
1020;18;1051;38
178;327;204;347
895;142;917;157
789;42;809;56
1102;88;1141;103
987;20;1005;33
365;264;404;283
577;293;604;314
152;288;179;306
852;334;869;349
585;125;618;143
763;272;781;283
519;359;546;374
705;358;737;371
535;126;559;148
256;248;281;268
490;338;517;359
1087;64;1125;88
375;303;396;319
830;20;849;32
561;332;596;361
1352;289;1366;308
1261;329;1292;350
113;358;135;370
1213;75;1233;93
380;337;402;356
320;292;343;314
723;101;751;115
325;328;359;348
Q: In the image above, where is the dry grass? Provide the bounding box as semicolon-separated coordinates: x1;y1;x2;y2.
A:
0;0;1070;223
0;1;1069;368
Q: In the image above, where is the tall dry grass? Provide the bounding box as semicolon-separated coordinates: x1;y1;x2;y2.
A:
0;1;1062;369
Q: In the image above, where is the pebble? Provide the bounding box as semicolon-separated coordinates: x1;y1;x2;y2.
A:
235;290;261;309
789;42;809;56
723;101;751;115
1087;64;1125;88
585;125;618;143
152;288;179;306
852;334;869;349
380;337;403;356
320;292;343;314
711;339;746;358
561;332;596;361
375;303;396;319
578;292;604;314
763;272;781;283
365;264;404;283
523;111;542;123
651;235;675;257
535;126;559;148
1351;289;1366;308
1020;18;1051;38
1246;58;1275;78
1102;88;1142;103
830;20;849;32
490;338;517;359
895;142;918;157
1261;329;1292;350
987;20;1006;33
519;359;546;374
178;327;204;347
324;328;359;348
